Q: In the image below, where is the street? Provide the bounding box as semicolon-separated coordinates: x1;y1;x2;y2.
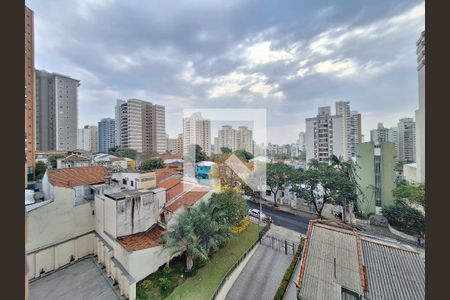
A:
246;200;313;234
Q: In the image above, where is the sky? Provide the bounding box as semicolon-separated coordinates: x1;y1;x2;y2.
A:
27;0;425;144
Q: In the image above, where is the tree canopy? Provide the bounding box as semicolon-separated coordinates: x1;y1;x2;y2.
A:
35;161;47;179
393;184;425;207
141;158;164;171
234;150;254;162
266;162;295;205
118;148;138;160
47;154;65;168
209;188;248;226
220;147;232;154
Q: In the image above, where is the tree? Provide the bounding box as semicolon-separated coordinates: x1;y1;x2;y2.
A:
47;154;65;168
161;212;208;272
220;147;232;154
141;158;164;171
291;159;357;219
266;162;295;205
108;146;120;155
234;150;254;162
383;202;425;237
118;148;137;160
298;151;306;161
274;153;288;160
35;161;47;179
393;184;425;207
209;189;249;226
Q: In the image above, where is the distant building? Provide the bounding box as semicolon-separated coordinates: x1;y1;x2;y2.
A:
77;125;98;153
183;112;211;156
114;99;125;147
297;132;305;152
116;99;166;154
415;31;425;183
35;70;80;151
397;118;416;163
388;126;399;158
305;106;345;162
56;154;91;169
98;118;116;153
236;126;254;154
167;133;183;154
217;125;236;152
25;5;36;183
349;111;362;158
370;123;390;143
297;220;425;300
356;141;396;217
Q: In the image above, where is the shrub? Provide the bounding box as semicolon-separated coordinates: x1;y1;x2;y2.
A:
157;276;171;292
231;219;251;234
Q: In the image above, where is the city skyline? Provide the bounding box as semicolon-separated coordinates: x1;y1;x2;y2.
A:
27;0;424;144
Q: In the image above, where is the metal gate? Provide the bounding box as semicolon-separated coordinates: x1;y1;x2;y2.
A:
260;235;299;255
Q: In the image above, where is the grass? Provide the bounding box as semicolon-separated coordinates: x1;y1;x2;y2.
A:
166;223;259;300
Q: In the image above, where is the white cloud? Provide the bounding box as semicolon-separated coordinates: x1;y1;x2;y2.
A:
106;54;139;71
244;41;296;65
313;59;357;77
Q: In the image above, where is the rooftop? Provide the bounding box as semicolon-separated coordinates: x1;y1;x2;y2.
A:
155;168;177;184
117;225;165;252
62;154;90;162
297;220;425;300
165;190;209;213
159;152;183;160
47;166;107;188
159;178;181;190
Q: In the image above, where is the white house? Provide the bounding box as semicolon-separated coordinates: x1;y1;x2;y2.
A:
56;154;91;169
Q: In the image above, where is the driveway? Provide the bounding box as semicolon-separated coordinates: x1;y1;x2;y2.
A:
29;257;121;300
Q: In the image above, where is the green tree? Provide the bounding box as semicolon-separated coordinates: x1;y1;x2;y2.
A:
298;151;306;161
47;154;65;168
266;162;295;205
161;212;208;272
234;150;254;162
195;145;208;162
274;153;288;160
141;158;164;171
220;147;232;154
118;148;137;160
108;146;120;155
209;189;249;226
291;159;357;219
393;184;425;207
383;202;425;237
35;161;47;180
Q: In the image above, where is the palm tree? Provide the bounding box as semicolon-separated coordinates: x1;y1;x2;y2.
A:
160;212;208;272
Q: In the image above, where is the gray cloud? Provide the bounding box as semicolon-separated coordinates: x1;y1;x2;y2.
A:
28;0;424;144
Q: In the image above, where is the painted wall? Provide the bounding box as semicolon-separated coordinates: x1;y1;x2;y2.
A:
381;142;396;209
128;246;173;282
27;186;95;251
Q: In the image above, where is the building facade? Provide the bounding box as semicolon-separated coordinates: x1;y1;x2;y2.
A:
114;99;125;147
167;133;183;154
35;70;79;151
25;6;36;183
116;99;166;154
98;118;116;153
236;126;254;154
297;132;305;153
370;123;390;143
356;141;396;217
305;106;345;162
183;112;211;156
415;31;425;183
77;125;98;153
349;111;362;158
397;118;416;163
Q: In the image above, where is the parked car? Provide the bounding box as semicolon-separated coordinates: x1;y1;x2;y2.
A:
248;209;272;223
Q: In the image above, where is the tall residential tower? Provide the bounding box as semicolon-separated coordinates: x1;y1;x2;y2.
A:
415;31;425;183
98;118;116;153
25;6;35;183
183;112;211;156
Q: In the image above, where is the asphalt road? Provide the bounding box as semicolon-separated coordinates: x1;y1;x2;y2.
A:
247;200;313;234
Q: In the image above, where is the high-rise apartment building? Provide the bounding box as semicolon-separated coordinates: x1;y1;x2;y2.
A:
415;31;425;183
77;125;98;153
167;133;183;154
305;106;345;162
388;126;399;158
35;70;79;151
397;118;416;163
116;99;166;154
236;126;254;154
114;99;125;147
98;118;116;153
356;141;396;217
335;101;351;160
349;111;362;158
298;132;305;153
183;112;211;156
217;125;236;152
370;123;390;143
216;125;254;154
25;6;35;183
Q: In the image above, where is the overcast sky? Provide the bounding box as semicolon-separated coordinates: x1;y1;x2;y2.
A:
27;0;424;144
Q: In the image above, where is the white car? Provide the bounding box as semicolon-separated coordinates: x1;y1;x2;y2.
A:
248;208;267;219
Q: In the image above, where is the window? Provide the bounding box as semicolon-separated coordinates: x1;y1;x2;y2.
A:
341;287;361;300
130;180;134;187
122;179;126;185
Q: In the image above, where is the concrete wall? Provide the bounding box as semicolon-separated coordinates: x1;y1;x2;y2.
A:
381;142;396;209
356;142;376;217
129;246;173;282
403;163;418;185
27;186;95;251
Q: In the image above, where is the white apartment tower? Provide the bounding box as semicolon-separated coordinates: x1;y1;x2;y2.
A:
114;99;125;147
397;118;416;163
305;106;345;162
335;101;351;160
236;126;254;154
183;112;211;156
415;31;425;183
218;125;236;152
35;70;79;151
167;133;183;154
298;132;305;153
116;99;166;154
77;125;98;153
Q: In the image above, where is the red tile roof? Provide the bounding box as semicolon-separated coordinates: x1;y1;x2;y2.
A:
155;168;177;184
117;225;165;252
159;178;181;190
47;166;107;188
165;191;208;213
62;154;90;162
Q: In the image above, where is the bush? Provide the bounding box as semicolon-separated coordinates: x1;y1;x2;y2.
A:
157;276;171;292
231;219;251;234
383;202;425;237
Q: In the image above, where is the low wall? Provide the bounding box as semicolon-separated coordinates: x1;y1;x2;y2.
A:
388;225;422;243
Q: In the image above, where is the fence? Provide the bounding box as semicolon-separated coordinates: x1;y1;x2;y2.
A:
260;235;300;255
210;222;271;300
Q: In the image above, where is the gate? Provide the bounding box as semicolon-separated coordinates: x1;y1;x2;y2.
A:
260;235;299;255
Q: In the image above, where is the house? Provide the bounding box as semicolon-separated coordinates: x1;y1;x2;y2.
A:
35;150;66;165
56;154;91;169
297;220;425;300
27;164;215;300
195;161;216;180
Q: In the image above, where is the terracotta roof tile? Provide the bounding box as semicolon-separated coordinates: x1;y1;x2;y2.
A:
155;168;177;184
159;178;181;190
165;191;208;213
117;225;165;252
47;166;107;188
